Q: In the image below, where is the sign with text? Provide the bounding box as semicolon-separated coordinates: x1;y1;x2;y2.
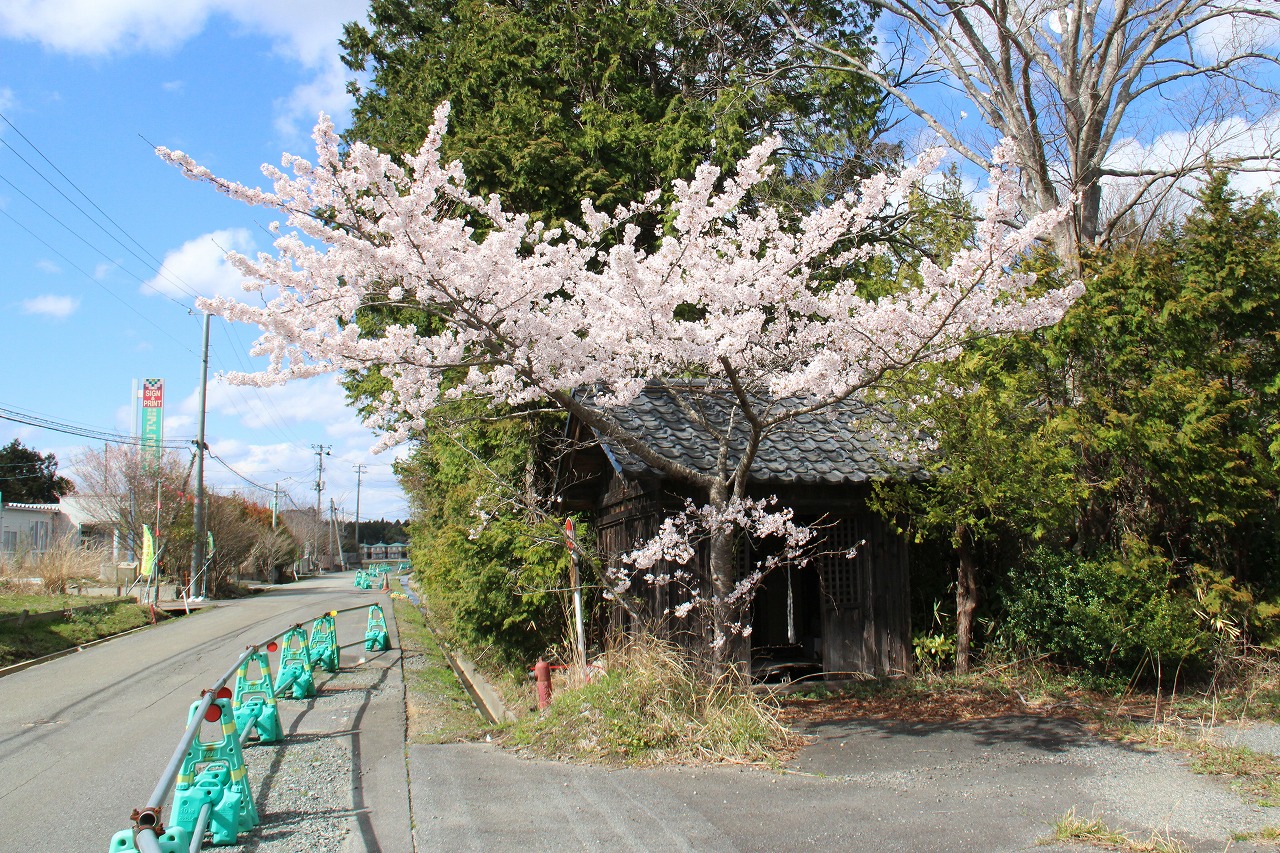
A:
140;378;164;465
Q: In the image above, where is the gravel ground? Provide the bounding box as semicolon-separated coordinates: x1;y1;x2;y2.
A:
1055;735;1280;847
221;662;393;852
1210;719;1280;755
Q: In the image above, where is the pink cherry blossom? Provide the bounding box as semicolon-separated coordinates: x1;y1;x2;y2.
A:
159;105;1083;661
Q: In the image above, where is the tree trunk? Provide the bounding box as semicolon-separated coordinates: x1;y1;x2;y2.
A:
954;522;977;675
707;523;740;670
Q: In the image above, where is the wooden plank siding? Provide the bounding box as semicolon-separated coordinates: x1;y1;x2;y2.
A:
572;457;912;677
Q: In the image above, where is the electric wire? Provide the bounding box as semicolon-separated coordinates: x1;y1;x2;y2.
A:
0;404;191;448
0;206;198;355
0;166;197;312
0;110;202;304
204;448;280;493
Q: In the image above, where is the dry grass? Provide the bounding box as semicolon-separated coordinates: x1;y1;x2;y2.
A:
1;541;105;595
1044;810;1192;852
504;635;804;766
778;652;1280;733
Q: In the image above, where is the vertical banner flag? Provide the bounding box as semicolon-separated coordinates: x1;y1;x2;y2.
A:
140;378;164;466
207;531;215;565
140;524;155;577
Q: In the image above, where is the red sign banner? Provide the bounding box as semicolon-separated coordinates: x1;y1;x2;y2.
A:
141;378;164;409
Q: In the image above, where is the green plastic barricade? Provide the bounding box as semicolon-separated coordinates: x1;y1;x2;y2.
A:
168;696;260;846
273;626;316;699
232;648;284;744
364;603;390;652
108;825;191;852
308;612;340;673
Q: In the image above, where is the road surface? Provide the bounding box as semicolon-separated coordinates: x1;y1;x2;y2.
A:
0;573;410;852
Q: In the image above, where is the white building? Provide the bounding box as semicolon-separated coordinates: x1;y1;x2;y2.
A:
0;496;131;580
0;501;71;561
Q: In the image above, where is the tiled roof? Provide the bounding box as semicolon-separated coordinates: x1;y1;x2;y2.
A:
581;384;920;486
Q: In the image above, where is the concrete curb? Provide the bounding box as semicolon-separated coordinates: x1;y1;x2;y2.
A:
399;576;515;724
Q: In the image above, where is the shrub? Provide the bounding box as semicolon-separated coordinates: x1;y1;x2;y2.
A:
995;546;1210;674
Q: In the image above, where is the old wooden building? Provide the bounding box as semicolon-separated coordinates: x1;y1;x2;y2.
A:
555;385;916;678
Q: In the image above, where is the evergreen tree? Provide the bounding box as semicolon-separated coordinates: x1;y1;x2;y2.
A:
337;0;888;662
0;439;74;504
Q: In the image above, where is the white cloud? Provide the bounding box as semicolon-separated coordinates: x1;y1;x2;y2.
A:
0;1;367;58
22;293;80;318
1103;111;1280;211
144;227;255;299
0;1;368;140
35;259;61;274
274;54;355;141
203;374;354;431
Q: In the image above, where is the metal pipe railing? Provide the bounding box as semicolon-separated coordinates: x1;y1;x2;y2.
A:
128;602;382;851
188;803;213;853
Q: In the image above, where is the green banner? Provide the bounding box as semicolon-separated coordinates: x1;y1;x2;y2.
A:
140;378;164;465
140;524;155;577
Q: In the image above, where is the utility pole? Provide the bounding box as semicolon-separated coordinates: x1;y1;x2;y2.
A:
190;312;211;598
330;498;346;568
311;444;330;570
271;482;279;530
353;463;367;567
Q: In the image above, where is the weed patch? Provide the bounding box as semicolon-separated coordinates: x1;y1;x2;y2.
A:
392;598;488;744
1043;809;1191;852
504;637;803;766
0;601;162;666
1231;826;1280;843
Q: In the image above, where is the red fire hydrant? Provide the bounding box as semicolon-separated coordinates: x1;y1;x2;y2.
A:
533;659;552;710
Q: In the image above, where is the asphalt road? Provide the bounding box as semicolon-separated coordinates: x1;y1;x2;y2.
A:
411;716;1280;852
0;574;410;853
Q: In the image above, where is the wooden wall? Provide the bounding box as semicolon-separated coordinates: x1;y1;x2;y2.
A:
586;466;911;677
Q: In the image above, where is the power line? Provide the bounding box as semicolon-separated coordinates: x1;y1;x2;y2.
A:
0;110;202;303
0;206;199;356
0;403;191;448
204;447;289;493
0;164;196;312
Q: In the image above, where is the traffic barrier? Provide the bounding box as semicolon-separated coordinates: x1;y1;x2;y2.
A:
364;604;390;652
113;602;386;853
168;694;260;845
232;648;284;744
308;612;340;673
108;823;189;853
273;626;316;700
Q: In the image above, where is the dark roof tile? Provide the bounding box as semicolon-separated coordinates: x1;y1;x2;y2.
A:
577;383;920;486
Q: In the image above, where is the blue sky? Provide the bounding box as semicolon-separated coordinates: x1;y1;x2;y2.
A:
0;1;411;521
1;1;1275;526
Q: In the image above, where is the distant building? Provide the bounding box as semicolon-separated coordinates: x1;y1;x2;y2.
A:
0;496;132;580
0;501;67;561
359;541;409;566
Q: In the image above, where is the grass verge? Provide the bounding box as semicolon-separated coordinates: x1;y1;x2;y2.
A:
0;600;165;666
1043;809;1191;852
503;636;804;766
0;592;127;616
392;597;489;744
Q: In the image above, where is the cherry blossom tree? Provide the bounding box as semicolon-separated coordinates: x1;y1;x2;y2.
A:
159;103;1083;662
